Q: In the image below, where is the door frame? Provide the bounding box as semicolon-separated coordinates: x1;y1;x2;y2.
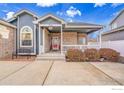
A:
38;24;63;54
51;36;60;51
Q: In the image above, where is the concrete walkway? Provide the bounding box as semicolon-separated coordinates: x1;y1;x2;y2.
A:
0;61;123;85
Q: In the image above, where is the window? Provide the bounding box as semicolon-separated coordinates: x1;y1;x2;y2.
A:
78;37;86;45
20;26;33;47
111;23;117;29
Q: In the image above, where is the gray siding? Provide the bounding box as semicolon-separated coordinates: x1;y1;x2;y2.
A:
9;13;44;55
111;11;124;29
36;26;39;54
40;17;61;24
102;30;124;41
18;13;35;54
10;19;17;26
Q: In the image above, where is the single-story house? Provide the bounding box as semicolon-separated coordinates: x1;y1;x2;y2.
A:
0;9;103;58
102;9;124;41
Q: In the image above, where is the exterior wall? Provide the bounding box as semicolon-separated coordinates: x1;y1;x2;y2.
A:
10;19;17;26
18;13;36;54
110;11;124;29
77;33;87;44
40;17;61;24
36;26;40;54
63;32;77;45
0;24;15;58
102;30;124;41
44;29;50;52
9;13;37;55
63;32;87;45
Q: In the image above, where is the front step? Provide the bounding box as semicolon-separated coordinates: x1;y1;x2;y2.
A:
36;53;65;61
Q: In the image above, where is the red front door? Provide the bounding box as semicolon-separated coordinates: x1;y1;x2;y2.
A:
51;36;60;51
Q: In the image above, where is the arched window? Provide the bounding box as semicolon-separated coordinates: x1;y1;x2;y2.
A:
20;26;33;47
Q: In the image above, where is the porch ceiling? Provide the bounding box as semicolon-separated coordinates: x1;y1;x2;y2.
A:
46;27;101;34
63;28;101;34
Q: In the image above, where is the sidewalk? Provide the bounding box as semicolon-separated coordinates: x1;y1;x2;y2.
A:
0;61;123;85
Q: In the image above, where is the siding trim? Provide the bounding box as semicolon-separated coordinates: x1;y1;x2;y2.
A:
17;16;19;54
34;22;36;54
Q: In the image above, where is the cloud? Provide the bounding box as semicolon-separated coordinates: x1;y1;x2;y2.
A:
66;6;81;18
56;11;63;16
111;3;123;7
112;11;119;16
36;3;57;7
3;11;15;20
94;3;106;7
2;10;8;13
66;18;73;22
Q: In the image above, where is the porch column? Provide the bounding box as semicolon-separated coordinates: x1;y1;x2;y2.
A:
38;24;41;54
99;28;102;48
61;25;63;54
42;28;45;53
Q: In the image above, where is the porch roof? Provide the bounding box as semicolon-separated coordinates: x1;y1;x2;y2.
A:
32;13;103;33
64;22;103;33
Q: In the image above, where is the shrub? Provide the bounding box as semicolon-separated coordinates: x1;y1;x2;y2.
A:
66;49;86;62
84;48;100;61
99;48;120;62
66;48;120;62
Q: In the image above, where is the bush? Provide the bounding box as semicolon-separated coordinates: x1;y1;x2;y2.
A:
84;48;100;61
66;49;86;62
66;48;120;62
99;48;120;62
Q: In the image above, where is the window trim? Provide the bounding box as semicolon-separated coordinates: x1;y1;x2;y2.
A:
78;37;86;45
20;26;33;47
111;23;117;29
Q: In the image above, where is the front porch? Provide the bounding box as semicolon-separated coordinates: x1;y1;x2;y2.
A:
38;26;102;55
34;14;103;55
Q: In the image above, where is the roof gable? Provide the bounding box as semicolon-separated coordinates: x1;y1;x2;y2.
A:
34;14;65;24
8;9;38;22
110;9;124;25
39;17;62;24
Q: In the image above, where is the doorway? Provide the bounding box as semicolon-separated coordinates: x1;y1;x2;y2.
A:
51;36;60;51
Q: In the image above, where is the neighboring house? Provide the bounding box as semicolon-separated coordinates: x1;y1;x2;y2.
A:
0;20;16;58
0;9;103;57
102;9;124;41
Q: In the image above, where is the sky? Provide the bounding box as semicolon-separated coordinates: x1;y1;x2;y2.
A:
0;3;124;38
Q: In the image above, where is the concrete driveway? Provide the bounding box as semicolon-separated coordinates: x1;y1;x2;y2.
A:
0;61;124;85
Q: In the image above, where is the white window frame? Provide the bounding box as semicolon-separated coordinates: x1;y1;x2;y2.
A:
111;23;117;29
79;37;86;45
20;26;33;47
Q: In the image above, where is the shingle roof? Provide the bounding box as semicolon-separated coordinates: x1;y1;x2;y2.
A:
0;19;16;28
102;25;124;35
66;22;102;27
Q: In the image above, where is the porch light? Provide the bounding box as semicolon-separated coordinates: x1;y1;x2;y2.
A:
48;26;53;30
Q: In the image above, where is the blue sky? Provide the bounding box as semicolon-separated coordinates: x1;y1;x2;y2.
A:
0;3;124;38
0;3;124;25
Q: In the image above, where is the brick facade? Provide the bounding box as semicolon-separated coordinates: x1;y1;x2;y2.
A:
50;32;87;45
63;32;77;45
0;24;15;59
78;33;87;44
63;32;87;45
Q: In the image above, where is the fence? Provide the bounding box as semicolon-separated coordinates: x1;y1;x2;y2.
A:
62;40;124;56
101;40;124;56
